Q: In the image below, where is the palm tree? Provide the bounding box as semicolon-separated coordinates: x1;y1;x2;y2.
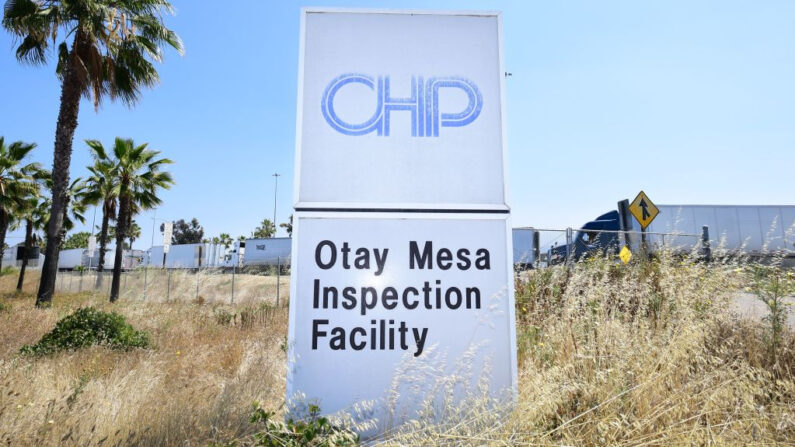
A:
32;176;89;306
15;197;48;292
84;141;118;287
3;0;183;306
128;220;141;249
0;137;40;270
252;219;276;238
219;233;233;249
280;214;294;237
52;177;91;246
108;138;173;302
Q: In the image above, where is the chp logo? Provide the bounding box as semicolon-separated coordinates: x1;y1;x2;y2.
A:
321;74;482;137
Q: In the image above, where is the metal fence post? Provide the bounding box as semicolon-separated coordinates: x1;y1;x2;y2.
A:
69;272;73;292
701;225;711;262
195;271;200;300
231;265;236;304
167;269;171;301
565;227;573;265
78;270;83;292
276;257;281;307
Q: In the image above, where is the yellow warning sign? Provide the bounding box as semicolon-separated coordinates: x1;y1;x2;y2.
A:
629;190;659;229
619;246;632;264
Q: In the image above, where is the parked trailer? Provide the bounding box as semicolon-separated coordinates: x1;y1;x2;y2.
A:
512;228;539;269
145;244;210;268
549;205;794;264
85;249;145;270
242;238;291;266
629;205;795;256
57;248;86;270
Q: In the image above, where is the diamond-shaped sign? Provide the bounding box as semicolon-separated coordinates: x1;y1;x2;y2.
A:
629;191;659;229
619;245;632;264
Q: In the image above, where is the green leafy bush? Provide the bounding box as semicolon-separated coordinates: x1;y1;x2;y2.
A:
20;307;150;355
213;403;359;446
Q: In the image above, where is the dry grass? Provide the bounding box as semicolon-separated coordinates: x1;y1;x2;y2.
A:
0;270;289;446
1;255;793;446
379;254;795;445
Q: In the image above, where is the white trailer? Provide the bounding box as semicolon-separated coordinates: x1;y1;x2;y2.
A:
512;228;538;268
242;238;291;266
86;249;145;270
58;248;86;269
628;205;794;256
145;243;210;269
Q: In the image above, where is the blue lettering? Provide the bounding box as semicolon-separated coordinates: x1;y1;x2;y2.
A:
321;73;482;137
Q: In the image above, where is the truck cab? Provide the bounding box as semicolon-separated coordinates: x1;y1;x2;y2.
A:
548;211;622;264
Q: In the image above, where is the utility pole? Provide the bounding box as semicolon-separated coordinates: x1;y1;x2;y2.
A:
272;172;280;237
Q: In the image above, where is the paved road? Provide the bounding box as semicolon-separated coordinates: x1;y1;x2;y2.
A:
730;292;795;329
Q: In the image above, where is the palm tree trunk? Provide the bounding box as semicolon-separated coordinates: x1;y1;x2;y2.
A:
16;219;33;291
110;197;131;302
0;209;8;272
36;33;86;307
96;209;110;288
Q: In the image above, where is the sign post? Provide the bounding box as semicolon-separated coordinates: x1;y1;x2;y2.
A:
288;9;516;432
162;222;173;268
87;236;96;272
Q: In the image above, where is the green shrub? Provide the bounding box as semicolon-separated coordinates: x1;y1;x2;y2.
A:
20;307;150;356
212;403;359;446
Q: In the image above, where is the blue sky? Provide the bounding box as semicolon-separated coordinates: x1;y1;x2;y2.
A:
1;0;793;248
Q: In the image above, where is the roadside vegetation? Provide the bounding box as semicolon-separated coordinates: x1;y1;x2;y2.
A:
1;253;792;445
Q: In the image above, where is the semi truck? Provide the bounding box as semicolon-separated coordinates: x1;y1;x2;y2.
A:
549;204;795;264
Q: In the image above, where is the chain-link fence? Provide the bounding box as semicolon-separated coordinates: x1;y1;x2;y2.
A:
53;261;290;305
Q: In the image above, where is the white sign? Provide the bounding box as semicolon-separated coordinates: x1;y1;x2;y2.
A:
295;9;507;210
287;214;517;421
87;236;96;256
162;222;173;254
288;9;515;430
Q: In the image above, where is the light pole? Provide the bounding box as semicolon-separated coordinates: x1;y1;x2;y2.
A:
272;172;280;238
144;210;168;299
